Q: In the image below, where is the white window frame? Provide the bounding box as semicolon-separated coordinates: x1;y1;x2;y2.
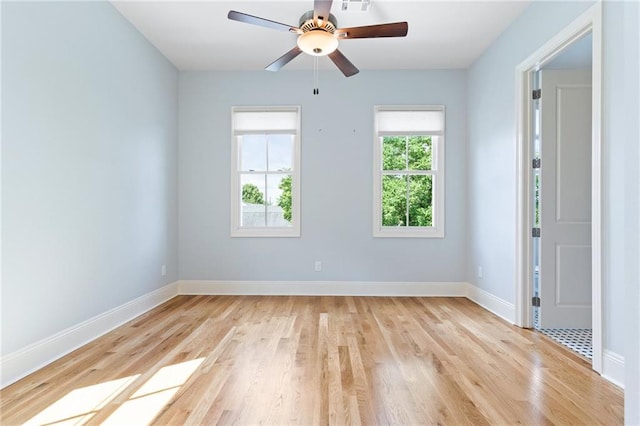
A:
231;106;301;237
373;105;445;238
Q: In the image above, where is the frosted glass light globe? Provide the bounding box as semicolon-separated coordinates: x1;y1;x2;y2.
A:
297;30;338;56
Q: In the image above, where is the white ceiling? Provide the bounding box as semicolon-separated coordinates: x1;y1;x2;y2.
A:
111;0;531;72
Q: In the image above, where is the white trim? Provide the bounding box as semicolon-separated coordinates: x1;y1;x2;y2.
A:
178;280;468;297
515;58;533;328
590;4;604;376
0;282;179;389
230;226;299;238
514;3;603;373
602;350;625;389
465;283;516;324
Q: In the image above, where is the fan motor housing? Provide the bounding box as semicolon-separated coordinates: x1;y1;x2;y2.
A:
299;10;338;33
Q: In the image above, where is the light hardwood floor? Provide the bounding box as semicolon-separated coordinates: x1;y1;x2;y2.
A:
1;296;623;425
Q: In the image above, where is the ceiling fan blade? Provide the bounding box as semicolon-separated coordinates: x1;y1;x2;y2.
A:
328;49;359;77
228;10;300;33
313;0;333;26
335;22;408;39
265;46;303;72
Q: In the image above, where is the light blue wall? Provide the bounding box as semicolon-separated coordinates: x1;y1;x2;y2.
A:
1;2;179;355
179;70;467;283
467;0;594;304
467;0;640;413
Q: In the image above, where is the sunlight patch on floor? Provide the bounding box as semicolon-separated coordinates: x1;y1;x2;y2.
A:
23;358;205;426
102;358;204;425
23;375;139;425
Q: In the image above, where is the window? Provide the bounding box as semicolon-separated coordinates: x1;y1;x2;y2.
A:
231;107;300;237
373;106;445;238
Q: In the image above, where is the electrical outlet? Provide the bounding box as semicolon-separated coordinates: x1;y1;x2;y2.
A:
314;261;322;272
478;266;483;279
161;265;167;276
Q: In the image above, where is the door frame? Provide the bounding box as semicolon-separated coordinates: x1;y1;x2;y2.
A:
514;3;603;373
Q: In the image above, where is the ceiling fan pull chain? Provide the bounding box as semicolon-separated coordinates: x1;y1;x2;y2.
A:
313;56;320;95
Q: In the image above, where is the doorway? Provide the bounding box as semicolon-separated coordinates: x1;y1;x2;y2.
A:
515;3;603;373
532;36;593;361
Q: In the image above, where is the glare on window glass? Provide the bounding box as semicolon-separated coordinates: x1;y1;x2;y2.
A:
240;135;266;171
268;135;294;172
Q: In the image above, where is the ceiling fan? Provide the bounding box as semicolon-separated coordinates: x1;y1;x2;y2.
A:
227;0;408;77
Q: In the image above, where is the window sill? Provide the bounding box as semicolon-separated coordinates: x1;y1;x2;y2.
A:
373;227;444;238
231;227;300;238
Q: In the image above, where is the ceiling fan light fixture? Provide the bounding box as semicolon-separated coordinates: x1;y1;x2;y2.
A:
228;3;408;77
297;30;338;56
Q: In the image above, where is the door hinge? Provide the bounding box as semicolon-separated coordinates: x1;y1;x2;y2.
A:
532;89;542;100
532;296;541;307
532;227;541;238
532;158;541;169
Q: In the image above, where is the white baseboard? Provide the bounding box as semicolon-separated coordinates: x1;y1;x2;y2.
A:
0;282;179;389
5;280;621;391
602;350;625;388
178;280;469;297
465;283;516;324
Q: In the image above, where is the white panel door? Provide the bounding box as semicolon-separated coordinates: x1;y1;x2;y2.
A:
539;69;592;329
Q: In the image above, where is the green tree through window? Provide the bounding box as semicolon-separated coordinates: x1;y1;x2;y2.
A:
241;178;293;223
277;175;292;222
381;136;433;227
242;183;265;205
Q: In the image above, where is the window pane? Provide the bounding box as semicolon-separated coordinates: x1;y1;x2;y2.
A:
267;135;294;172
382;137;407;171
408;175;433;227
240;135;266;171
408;136;432;170
240;174;266;227
382;174;407;226
269;174;293;226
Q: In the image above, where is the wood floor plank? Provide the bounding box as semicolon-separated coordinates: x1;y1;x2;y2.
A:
0;296;624;425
